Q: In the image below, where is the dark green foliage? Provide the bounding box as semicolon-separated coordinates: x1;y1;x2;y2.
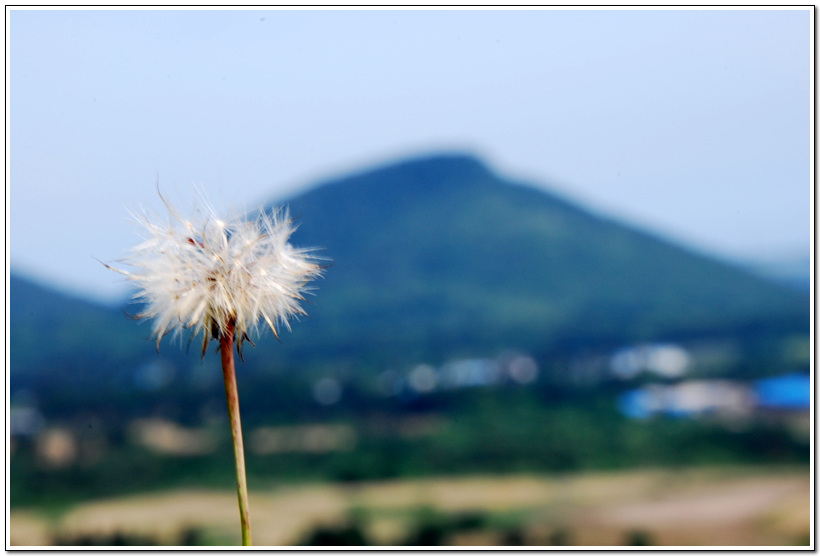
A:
297;507;514;547
625;529;654;546
400;506;490;546
53;531;158;546
299;516;370;546
51;527;207;546
548;528;573;546
501;527;526;546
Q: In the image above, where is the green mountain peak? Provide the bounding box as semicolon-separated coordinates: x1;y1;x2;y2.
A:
263;153;809;366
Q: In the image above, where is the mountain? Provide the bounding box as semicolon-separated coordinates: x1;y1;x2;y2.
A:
11;153;810;388
10;272;162;387
256;153;808;367
741;255;810;293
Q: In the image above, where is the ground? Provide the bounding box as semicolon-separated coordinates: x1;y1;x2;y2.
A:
9;466;810;547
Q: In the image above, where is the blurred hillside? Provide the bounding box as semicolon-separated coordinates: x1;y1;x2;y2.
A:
273;153;808;366
12;153;809;372
740;254;810;293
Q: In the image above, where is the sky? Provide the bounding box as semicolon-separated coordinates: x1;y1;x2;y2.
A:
9;7;812;304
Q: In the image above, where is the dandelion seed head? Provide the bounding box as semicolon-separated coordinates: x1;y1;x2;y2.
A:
110;193;323;355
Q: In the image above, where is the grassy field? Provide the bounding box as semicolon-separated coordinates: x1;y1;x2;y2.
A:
9;466;810;547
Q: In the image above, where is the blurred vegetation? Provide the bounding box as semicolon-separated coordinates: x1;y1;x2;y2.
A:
52;526;215;547
10;384;808;510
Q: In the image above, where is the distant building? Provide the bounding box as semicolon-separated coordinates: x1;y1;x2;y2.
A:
618;373;810;427
35;428;78;468
753;373;810;411
618;380;754;420
375;352;541;399
610;343;690;379
751;373;811;440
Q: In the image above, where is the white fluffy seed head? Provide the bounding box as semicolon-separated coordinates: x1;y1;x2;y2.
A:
110;193;323;356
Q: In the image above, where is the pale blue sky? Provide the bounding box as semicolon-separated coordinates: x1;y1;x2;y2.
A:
9;8;811;303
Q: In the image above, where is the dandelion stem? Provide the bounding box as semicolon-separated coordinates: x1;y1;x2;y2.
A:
220;319;252;546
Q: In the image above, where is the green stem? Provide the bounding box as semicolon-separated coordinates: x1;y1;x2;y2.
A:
220;320;252;546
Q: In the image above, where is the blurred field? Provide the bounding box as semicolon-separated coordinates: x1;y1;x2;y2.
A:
10;466;810;547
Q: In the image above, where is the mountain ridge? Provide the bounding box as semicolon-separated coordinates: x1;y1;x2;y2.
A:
11;152;809;381
259;152;808;366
